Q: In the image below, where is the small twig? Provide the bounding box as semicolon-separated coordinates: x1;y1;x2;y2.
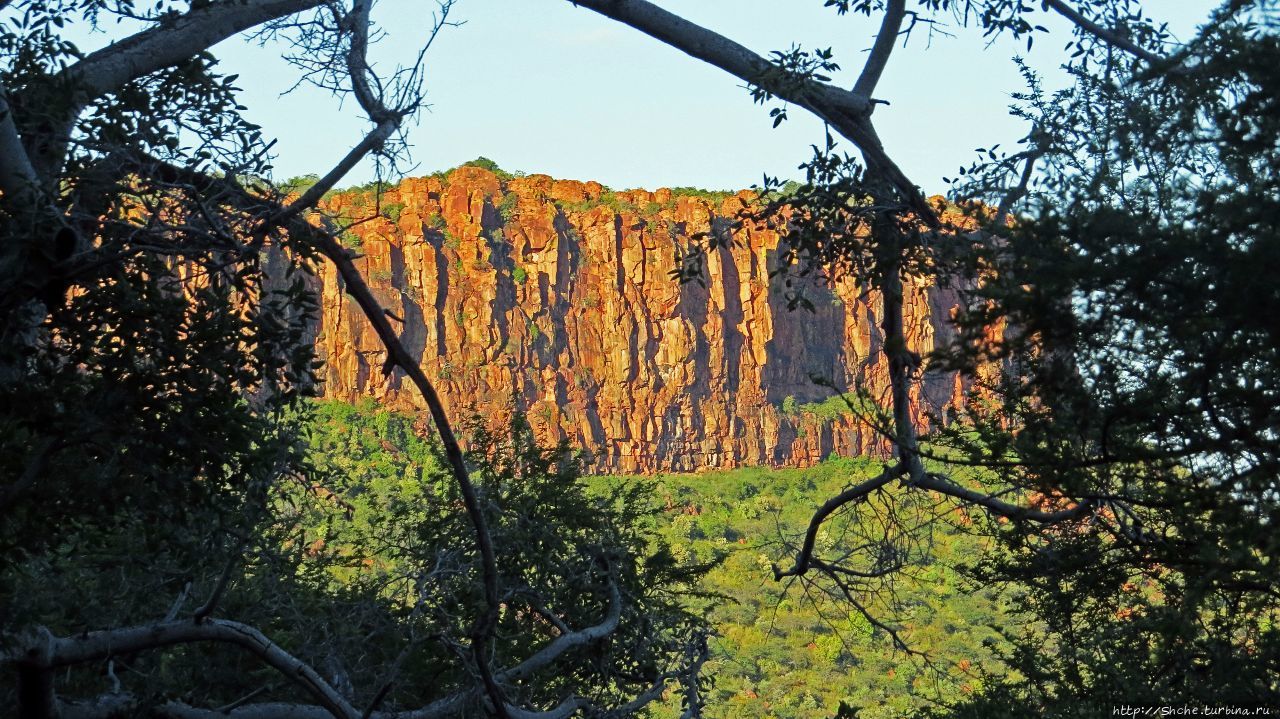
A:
214;685;270;713
360;682;393;719
994;148;1045;220
193;544;245;624
163;581;192;622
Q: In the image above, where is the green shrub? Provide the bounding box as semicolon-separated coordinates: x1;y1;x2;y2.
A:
781;395;799;417
496;192;518;223
381;201;406;223
333;218;362;249
280;173;320;195
668;186;733;202
460;156;514;181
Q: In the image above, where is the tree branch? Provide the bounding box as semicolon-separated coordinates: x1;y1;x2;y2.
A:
267;116;400;229
851;0;906;99
56;0;327;109
304;214;509;718
192;543;245;623
253;13;506;699
157;702;334;719
0;80;39;201
56;578;629;719
124;148;503;682
994;147;1044;220
566;0;937;225
57;692;137;719
343;0;394;123
915;472;1096;523
1041;0;1178;69
774;463;905;579
494;579;622;685
880;261;927;482
6;619;359;719
572;0;868;112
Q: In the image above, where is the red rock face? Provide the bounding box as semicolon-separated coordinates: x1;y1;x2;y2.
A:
314;166;967;473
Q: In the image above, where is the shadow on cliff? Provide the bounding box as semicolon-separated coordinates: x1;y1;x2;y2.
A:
762;243;850;406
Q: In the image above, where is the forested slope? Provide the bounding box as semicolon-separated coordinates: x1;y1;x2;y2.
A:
306;399;1014;719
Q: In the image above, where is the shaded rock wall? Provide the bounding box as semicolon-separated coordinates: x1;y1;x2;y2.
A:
314;166;967;473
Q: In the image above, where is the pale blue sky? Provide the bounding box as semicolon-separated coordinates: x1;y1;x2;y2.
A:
78;0;1216;192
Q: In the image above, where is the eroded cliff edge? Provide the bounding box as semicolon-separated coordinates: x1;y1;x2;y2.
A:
314;165;969;473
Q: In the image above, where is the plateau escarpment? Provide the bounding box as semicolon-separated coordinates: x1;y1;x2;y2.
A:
314;166;969;473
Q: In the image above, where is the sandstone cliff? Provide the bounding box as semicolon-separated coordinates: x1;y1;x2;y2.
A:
313;166;968;473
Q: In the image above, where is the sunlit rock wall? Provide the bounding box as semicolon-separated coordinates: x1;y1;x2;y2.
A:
314;166;969;473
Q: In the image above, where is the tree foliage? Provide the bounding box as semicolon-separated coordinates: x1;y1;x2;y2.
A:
4;0;1280;716
0;2;708;717
927;8;1280;712
708;0;1280;712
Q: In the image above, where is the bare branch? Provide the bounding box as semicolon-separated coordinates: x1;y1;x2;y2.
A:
852;0;906;99
158;694;582;719
17;0;324;181
163;582;192;623
7;620;359;719
809;569;921;655
572;0;866;111
57;693;137;719
306;208;509;719
915;472;1096;523
156;702;331;719
775;463;906;579
75;152;687;719
343;0;394;123
261;11;510;693
879;251;927;483
267;117;400;229
193;543;246;623
677;634;710;719
54;578;629;719
57;0;327;106
566;0;937;225
994;147;1044;220
494;579;622;685
120;153;501;667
